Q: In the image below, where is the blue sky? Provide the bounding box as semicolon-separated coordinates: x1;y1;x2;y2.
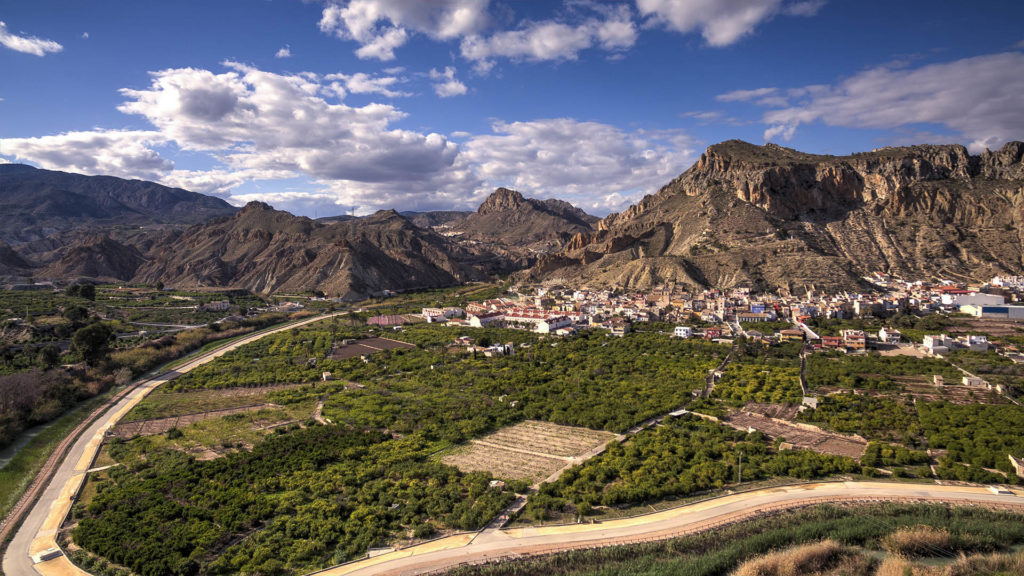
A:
2;1;1023;217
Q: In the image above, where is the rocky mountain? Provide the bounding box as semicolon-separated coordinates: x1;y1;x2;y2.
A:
39;236;147;282
401;210;473;228
446;188;598;262
0;164;237;245
131;202;513;299
0;241;34;277
528;140;1024;294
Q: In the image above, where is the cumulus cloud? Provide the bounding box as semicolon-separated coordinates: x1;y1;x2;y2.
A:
429;67;467;97
325;71;410;97
275;45;291;58
0;130;170;179
461;118;696;214
1;61;697;216
637;0;822;47
758;51;1024;151
319;0;490;60
460;5;636;69
0;21;62;56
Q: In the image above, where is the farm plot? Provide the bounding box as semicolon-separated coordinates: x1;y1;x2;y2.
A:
724;411;867;459
441;420;616;483
328;337;416;360
124;383;310;422
112;404;279;438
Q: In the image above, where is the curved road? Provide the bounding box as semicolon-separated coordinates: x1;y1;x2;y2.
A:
6;314;1024;576
3;313;341;576
329;481;1024;576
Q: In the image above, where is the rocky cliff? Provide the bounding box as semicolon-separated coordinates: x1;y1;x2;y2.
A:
529;140;1024;294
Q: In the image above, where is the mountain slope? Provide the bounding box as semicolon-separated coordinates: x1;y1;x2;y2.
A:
0;164;237;244
448;188;598;262
132;202;512;298
528;140;1024;294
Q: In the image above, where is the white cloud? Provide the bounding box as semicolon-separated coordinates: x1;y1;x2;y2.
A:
0;21;62;56
319;0;490;61
460;5;636;68
275;45;291;58
325;71;410;97
460;118;696;214
429;66;467;97
758;51;1024;151
81;32;89;40
0;130;170;179
1;61;698;216
716;86;777;102
637;0;822;47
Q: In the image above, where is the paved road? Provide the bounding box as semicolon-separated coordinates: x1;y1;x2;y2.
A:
2;313;341;576
328;481;1024;576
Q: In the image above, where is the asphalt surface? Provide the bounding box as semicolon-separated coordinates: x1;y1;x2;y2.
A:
330;482;1024;576
2;313;340;576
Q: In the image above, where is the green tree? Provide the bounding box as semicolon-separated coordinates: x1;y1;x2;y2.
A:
79;283;96;301
73;323;114;366
38;343;62;368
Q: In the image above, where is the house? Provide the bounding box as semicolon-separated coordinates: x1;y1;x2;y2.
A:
321;372;333;382
468;311;504;328
536;315;572;334
704;327;723;340
923;334;953;355
1009;455;1024;479
483;343;514;357
736;311;770;323
607;318;631;337
673;326;693;339
877;327;902;344
201;299;231;312
822;335;845;349
958;334;989;352
367;314;407;326
841;329;866;350
779;329;805;342
963;376;987;387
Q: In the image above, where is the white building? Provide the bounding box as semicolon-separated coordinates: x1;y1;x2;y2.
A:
922;334;953;355
673;326;693;339
963;376;987;387
536;316;573;334
468;311;504;328
877;327;902;344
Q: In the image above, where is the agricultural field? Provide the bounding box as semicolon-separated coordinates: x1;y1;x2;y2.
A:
328;336;416;360
441;420;616;483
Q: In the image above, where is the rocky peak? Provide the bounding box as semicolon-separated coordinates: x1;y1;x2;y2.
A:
477;188;528;214
980;141;1024;180
238;201;275;213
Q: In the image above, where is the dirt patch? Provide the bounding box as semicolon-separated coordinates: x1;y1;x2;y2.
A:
328;337;416;360
441;420;616;482
742;402;801;420
112;404;280;438
724;411;867;459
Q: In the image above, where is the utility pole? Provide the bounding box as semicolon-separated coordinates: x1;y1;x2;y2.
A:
737;450;743;484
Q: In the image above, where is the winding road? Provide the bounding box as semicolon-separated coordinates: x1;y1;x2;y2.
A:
327;482;1024;576
5;312;1024;576
2;313;342;576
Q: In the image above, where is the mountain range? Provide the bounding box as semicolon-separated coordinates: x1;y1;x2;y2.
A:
3;138;1023;296
529;140;1024;294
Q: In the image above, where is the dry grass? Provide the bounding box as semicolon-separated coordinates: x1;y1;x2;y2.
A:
882;526;953;558
877;551;1024;576
732;540;874;576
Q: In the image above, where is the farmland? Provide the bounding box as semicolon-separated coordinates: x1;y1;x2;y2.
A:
441;420;616;483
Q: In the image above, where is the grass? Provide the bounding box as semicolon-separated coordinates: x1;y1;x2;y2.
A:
0;388;115;524
123;386;302;422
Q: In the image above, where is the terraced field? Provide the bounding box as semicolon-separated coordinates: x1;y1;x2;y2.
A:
441;420;617;483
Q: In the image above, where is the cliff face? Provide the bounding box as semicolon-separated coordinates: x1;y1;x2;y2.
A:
132;202;513;299
530;140;1024;294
